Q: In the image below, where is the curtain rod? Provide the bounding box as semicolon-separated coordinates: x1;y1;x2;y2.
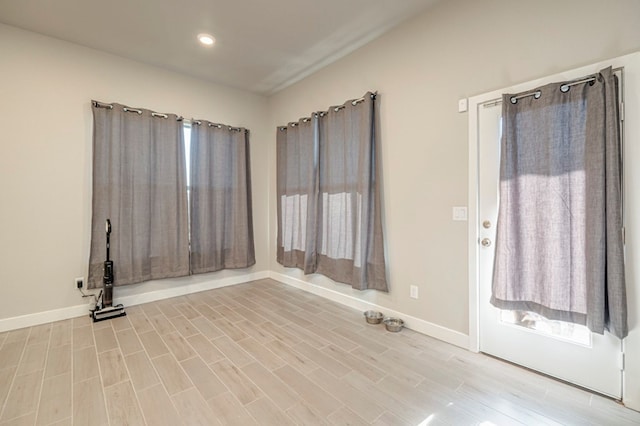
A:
509;75;597;104
560;76;596;93
93;101;246;131
92;101;183;121
509;90;541;104
485;68;616;109
278;91;377;131
192;120;247;133
325;91;377;114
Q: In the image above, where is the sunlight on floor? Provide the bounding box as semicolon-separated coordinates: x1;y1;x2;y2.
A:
417;413;436;425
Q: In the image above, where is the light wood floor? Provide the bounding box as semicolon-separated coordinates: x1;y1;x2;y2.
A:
1;279;639;425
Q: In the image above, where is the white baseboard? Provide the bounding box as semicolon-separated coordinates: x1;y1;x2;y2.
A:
116;271;270;308
0;269;469;351
269;271;470;349
0;271;269;333
0;304;92;333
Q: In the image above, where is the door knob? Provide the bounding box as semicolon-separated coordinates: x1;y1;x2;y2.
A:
481;238;492;247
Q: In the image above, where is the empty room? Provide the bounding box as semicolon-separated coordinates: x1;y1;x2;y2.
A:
2;0;640;424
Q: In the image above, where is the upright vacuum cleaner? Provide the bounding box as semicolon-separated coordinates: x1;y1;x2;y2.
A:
92;219;126;322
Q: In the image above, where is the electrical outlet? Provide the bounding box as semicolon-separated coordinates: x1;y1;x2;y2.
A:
410;285;419;299
75;277;84;289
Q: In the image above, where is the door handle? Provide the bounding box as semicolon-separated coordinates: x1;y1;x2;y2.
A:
481;238;492;247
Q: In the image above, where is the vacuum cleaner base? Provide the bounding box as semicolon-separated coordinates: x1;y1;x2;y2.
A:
92;304;126;322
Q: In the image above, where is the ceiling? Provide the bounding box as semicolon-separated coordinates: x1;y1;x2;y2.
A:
0;0;440;95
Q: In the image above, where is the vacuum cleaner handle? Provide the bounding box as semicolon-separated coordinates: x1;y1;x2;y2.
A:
103;219;114;307
105;219;111;261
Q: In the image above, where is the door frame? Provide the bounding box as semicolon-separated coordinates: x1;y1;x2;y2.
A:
467;52;640;405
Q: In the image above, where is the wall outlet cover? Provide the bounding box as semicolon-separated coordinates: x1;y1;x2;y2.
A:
458;98;468;113
410;285;419;299
452;206;468;221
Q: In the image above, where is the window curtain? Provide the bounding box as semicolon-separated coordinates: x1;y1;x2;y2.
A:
88;102;189;288
189;121;255;274
276;92;388;291
491;67;627;338
276;117;319;273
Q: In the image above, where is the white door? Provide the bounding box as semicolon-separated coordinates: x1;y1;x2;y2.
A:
474;61;628;398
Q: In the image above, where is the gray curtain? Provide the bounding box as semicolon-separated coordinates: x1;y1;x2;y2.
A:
88;102;189;288
276;117;319;273
491;67;627;338
189;121;255;274
315;94;387;291
276;93;388;291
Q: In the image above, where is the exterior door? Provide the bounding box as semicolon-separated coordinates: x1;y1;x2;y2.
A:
474;63;626;398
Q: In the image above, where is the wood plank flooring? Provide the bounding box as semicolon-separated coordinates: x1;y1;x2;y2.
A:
0;278;639;425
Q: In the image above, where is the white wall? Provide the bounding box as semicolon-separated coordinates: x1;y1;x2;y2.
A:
0;24;270;323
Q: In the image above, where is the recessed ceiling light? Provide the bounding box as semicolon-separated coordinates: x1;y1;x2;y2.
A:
197;33;215;46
